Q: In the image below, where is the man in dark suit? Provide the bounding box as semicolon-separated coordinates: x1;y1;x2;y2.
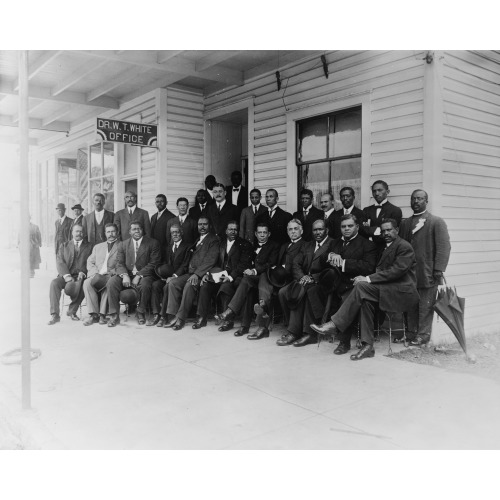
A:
321;193;336;238
256;189;293;246
149;223;192;327
70;204;85;231
189;189;210;222
82;193;114;245
166;197;198;246
218;222;280;337
106;221;161;326
362;180;402;252
54;203;73;255
277;219;333;347
400;189;451;346
239;188;267;244
292;188;324;241
48;224;93;325
114;190;151;241
311;219;419;361
331;187;366;239
193;220;253;329
164;216;220;330
207;183;239;239
226;170;248;218
204;174;217;204
150;193;175;259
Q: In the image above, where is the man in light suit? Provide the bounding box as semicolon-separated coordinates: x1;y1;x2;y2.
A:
292;188;324;241
82;193;114;245
82;223;121;326
114;190;151;241
239;188;267;244
150;193;175;260
400;190;451;346
166;197;198;246
207;183;239;239
225;170;248;218
256;189;293;246
54;203;73;255
311;219;419;361
331;187;366;239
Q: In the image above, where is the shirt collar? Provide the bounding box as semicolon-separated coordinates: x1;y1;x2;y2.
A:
199;233;208;242
128;205;136;213
158;207;167;217
324;208;335;217
217;200;226;209
73;239;80;246
376;199;388;207
413;210;427;216
342;233;358;242
317;236;328;247
134;237;143;246
60;215;66;222
343;205;354;214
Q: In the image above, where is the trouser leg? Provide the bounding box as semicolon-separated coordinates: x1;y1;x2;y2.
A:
67;281;86;315
258;273;274;309
136;276;154;314
278;284;291;327
106;275;124;314
228;275;258;314
197;281;217;318
151;279;165;314
408;286;437;336
160;282;170;317
218;280;237;313
166;275;189;316
49;276;65;316
83;278;99;315
241;287;257;328
177;280;199;321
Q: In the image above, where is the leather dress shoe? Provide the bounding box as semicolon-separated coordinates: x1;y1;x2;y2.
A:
48;314;60;325
99;314;108;325
218;320;234;332
310;320;337;336
219;308;235;322
192;317;207;329
350;344;375;361
410;334;430;346
247;327;269;340
136;312;146;325
276;333;297;346
156;317;166;327
334;342;351;355
83;314;99;326
234;326;249;337
164;317;178;328
70;313;80;321
172;319;185;331
293;334;317;347
107;314;120;327
146;314;161;326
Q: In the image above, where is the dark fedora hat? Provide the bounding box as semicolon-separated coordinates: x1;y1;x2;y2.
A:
318;268;341;295
90;273;108;292
267;266;289;289
119;287;139;305
155;263;175;279
283;281;306;310
56;203;66;210
71;203;84;211
64;279;84;300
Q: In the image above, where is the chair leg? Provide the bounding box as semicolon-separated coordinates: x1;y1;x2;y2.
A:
387;312;393;355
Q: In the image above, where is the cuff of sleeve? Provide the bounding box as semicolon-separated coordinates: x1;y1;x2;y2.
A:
341;260;345;272
228;276;234;282
252;269;257;275
63;274;71;279
374;228;381;236
366;276;371;283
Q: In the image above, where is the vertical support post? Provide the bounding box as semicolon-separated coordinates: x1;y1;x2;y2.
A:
18;50;31;410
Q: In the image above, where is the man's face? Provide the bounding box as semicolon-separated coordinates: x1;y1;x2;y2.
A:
410;191;428;213
312;221;327;242
372;183;388;204
381;222;398;244
198;218;210;235
73;208;83;217
56;208;65;218
196;190;207;205
129;224;143;241
340;190;355;209
170;227;182;243
287;221;303;242
340;218;358;240
213;186;225;202
301;193;313;209
320;195;334;212
255;226;270;244
72;226;83;241
265;190;278;208
93;196;104;211
178;201;188;216
125;192;137;207
231;172;242;187
250;192;261;206
226;223;238;241
155;197;166;212
105;226;118;242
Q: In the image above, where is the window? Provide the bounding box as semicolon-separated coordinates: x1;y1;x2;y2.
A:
296;106;361;206
88;142;115;211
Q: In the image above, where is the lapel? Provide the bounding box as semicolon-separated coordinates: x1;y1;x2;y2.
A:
312;241;329;262
127;238;135;264
136;237;147;262
69;241;77;268
378;238;399;267
151;213;158;231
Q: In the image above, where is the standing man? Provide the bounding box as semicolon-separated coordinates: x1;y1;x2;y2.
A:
114;190;151;240
239;188;267;244
256;189;293;246
54;203;73;255
204;175;217;204
207;183;239;239
82;223;120;326
292;188;323;241
331;187;365;239
166;197;198;246
48;224;93;325
106;221;161;326
82;193;114;245
400;189;451;346
320;193;336;238
189;189;210;222
226;170;248;218
70;204;85;231
150;194;175;259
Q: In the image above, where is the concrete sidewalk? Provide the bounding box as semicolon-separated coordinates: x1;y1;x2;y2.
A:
1;248;500;449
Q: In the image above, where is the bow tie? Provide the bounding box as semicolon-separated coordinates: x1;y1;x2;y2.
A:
233;188;239;192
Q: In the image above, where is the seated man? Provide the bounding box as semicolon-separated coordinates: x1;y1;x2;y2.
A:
218;222;279;337
193;220;253;330
277;219;332;346
311;219;419;360
82;223;121;326
164;216;219;330
48;224;93;325
148;224;191;327
106;221;161;327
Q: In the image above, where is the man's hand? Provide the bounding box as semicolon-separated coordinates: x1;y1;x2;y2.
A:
328;253;343;267
187;274;199;286
132;275;142;286
243;269;254;276
433;271;444;285
166;277;174;284
64;275;73;283
122;274;131;288
299;275;313;286
221;275;231;283
77;272;86;281
353;275;368;285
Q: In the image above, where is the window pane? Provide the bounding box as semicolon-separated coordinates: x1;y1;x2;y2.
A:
298;162;330;206
103;142;114;175
90;143;102;178
298;116;328;162
329;108;361;157
90;179;102;202
102;175;114;212
331;158;362;208
124;144;138;176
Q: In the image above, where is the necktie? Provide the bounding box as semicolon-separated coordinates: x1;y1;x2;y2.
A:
75;241;80;255
315;243;321;253
129;208;132;216
218;204;222;213
324;213;328;220
60;219;63;225
254;206;257;215
304;210;308;218
135;241;139;254
107;241;115;253
233;188;239;192
269;209;275;219
173;243;178;253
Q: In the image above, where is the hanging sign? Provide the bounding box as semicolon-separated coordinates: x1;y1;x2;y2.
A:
96;118;157;147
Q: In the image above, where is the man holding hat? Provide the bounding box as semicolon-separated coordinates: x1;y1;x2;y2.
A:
48;224;93;325
54;203;73;255
82;223;121;326
71;203;84;231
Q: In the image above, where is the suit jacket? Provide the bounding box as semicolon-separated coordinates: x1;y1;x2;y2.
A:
362;201;402;246
56;239;93;277
250;240;280;275
114;206;151;240
327;235;378;295
239;204;267;244
330;206;366;239
151;209;175;259
189;203;209;223
276;239;306;279
292;205;324;241
207;201;240;238
86;240;120;279
226;184;248;216
166;215;198;246
163;239;192;277
186;233;220;277
368;236;419;312
399;212;451;288
71;214;84;231
256;206;293;246
116;235;161;278
82;210;115;245
54;216;74;255
292;237;333;280
213;237;253;280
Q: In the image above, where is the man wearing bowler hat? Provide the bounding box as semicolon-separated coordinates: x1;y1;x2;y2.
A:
54;203;73;255
71;203;85;231
82;223;121;326
48;224;93;325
